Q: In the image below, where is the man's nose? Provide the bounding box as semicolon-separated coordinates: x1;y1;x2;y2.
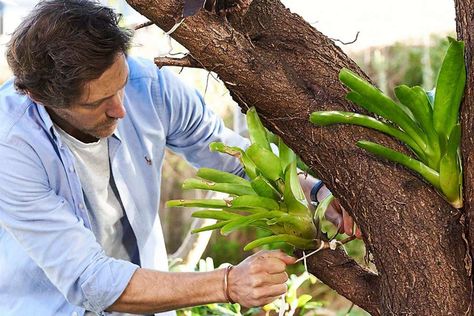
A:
106;94;126;119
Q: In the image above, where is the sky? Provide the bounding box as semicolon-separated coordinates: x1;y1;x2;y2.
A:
0;0;456;52
281;0;456;51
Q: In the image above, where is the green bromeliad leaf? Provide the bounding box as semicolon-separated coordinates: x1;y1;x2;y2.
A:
247;107;272;151
246;143;283;181
340;69;427;150
283;161;309;216
433;38;466;142
243;234;315;251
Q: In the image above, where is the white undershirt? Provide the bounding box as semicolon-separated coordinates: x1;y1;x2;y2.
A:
54;126;154;316
55;126;132;263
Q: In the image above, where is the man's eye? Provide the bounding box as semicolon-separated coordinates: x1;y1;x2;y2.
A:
84;102;101;108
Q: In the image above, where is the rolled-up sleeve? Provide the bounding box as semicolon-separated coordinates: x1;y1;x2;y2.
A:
0;140;138;313
159;68;249;177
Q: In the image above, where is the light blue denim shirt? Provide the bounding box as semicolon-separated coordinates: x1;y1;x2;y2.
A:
0;57;247;316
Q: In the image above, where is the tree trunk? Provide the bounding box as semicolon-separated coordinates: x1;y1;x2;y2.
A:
126;0;473;314
455;0;474;313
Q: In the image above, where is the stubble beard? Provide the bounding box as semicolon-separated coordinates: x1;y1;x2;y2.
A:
88;118;119;139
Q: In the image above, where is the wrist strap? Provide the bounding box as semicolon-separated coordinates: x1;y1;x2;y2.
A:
223;265;235;304
310;180;324;204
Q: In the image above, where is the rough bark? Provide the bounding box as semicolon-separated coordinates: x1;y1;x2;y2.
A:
297;248;380;314
455;0;474;313
126;0;473;314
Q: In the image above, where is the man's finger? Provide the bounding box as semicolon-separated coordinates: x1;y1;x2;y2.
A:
324;199;343;231
262;283;288;298
263;258;287;274
260;250;296;265
342;208;354;235
355;225;362;238
263;272;289;285
325;207;342;229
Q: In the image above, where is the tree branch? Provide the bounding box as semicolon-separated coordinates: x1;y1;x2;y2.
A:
154;55;203;69
454;1;474;312
134;20;154;30
300;248;381;316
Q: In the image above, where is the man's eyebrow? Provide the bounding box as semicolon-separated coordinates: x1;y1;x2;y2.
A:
81;75;129;106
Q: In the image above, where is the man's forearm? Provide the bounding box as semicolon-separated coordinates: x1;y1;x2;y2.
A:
107;268;227;314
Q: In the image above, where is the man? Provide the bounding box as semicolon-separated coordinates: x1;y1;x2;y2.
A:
0;1;356;315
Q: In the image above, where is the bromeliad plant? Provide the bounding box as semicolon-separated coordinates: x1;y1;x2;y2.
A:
310;38;465;208
167;107;324;251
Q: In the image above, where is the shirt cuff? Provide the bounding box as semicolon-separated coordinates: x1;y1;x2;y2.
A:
81;258;139;313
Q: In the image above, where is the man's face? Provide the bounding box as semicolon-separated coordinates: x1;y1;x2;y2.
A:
46;53;129;143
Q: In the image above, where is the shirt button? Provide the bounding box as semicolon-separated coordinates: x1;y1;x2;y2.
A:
78;203;84;210
69;166;75;173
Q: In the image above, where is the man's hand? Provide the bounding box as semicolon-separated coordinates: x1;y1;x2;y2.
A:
227;250;296;307
299;174;361;238
325;198;362;238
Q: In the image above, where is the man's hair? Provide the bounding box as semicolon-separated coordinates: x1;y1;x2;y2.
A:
6;0;133;108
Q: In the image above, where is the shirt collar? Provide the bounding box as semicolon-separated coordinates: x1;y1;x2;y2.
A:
36;102;54;131
35;102;60;143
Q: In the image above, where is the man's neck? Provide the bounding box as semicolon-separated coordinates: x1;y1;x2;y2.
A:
45;107;99;143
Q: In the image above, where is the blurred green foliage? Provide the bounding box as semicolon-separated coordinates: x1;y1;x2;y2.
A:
207;234;246;266
352;35;452;97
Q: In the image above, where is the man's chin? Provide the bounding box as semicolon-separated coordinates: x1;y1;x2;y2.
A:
91;122;118;139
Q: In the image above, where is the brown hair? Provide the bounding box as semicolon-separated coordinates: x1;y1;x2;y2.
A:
6;0;133;108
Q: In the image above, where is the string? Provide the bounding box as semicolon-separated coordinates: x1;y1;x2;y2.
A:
276;236;355;315
278;293;286;316
295;241;327;264
276;239;350;316
165;18;185;35
276;243;327;316
302;250;308;272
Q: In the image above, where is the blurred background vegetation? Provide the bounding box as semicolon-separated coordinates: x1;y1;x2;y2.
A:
0;0;455;314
